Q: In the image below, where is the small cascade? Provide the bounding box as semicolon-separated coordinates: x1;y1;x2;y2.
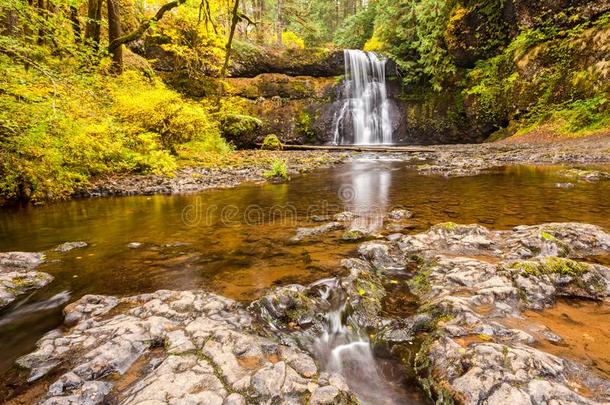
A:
333;49;393;145
312;283;410;405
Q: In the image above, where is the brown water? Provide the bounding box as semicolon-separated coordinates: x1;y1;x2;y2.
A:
501;299;610;379
1;157;609;399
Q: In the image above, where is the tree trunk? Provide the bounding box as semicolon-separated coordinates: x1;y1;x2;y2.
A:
69;5;81;43
255;0;264;43
107;0;122;72
1;9;18;36
334;0;339;31
275;0;282;45
220;0;240;77
36;0;46;44
85;0;102;49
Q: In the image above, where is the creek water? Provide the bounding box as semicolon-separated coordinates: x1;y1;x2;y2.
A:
333;50;393;145
1;157;610;402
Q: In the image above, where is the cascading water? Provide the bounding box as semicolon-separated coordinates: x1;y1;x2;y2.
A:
312;280;416;405
333;49;393;145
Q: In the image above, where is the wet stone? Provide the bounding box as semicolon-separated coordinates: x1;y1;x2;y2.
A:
290;222;344;242
0;251;51;309
14;290;356;404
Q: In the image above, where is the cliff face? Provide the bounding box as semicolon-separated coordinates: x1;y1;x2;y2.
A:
394;0;610;144
137;0;609;146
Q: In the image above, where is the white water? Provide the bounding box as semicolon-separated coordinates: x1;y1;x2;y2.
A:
312;280;409;404
333;49;393;145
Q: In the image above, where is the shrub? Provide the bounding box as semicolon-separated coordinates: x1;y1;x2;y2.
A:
110;72;226;154
0;55;229;202
261;134;283;150
282;31;306;49
264;159;289;179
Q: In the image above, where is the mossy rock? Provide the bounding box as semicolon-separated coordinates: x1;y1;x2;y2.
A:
510;257;590;278
220;114;263;149
261;134;283;151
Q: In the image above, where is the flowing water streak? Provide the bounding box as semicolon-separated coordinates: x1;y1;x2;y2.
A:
313;285;406;405
333;50;393;145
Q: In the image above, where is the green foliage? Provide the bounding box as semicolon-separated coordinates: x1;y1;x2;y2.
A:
374;0;457;90
550;96;610;134
334;4;377;49
264;159;289;179
295;111;316;141
261;134;283;151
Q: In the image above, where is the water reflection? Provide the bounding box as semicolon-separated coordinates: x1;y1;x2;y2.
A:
339;161;392;233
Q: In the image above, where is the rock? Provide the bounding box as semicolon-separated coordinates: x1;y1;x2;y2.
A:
409;141;610;178
334;211;357;222
16;290;356;404
249;284;319;332
342;229;367;241
310;385;341;404
358;241;406;272
387;209;414;220
556;182;575;189
355;222;610;404
127;242;143;249
0;251;51;309
290;222;344;242
55;241;88;252
78;151;348;198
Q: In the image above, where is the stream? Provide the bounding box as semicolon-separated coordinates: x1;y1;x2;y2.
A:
1;157;610;403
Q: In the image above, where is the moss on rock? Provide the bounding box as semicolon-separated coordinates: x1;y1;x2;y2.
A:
260;135;283;151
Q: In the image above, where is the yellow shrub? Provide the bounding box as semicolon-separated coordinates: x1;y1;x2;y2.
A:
282;31;305;49
364;32;385;52
109;71;227;153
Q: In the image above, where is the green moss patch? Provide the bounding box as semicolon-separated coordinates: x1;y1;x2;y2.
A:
510;257;590;278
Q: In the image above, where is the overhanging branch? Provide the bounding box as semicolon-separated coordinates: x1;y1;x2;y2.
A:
109;0;186;52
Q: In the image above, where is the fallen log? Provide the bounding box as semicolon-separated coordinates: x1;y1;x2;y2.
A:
256;144;435;153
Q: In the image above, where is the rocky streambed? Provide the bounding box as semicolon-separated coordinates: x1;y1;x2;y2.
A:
3;218;610;404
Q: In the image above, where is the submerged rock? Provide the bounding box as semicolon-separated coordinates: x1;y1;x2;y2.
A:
290;222;344;242
14;290;357;404
55;241;88;253
386;209;414;220
559;168;610;182
341;228;367;241
0;251;51;309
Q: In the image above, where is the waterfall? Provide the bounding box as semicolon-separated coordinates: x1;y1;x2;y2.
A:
333;49;393;145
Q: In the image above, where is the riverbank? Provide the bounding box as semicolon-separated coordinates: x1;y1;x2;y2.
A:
70;135;610;201
3;136;609;206
74;150;351;199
